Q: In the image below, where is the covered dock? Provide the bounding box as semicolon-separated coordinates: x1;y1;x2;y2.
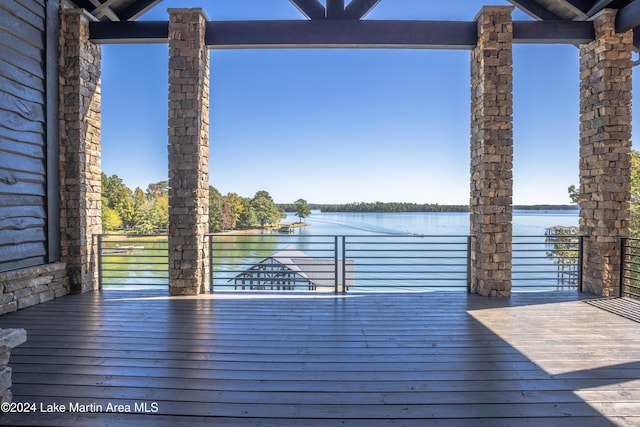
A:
231;246;354;291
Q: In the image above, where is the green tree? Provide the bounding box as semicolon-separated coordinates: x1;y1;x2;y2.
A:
567;185;580;204
294;198;311;223
134;195;168;234
253;195;280;227
151;195;169;230
113;198;136;229
209;186;223;232
220;204;233;231
253;190;273;202
102;206;122;231
133;187;146;209
631;150;640;237
102;173;135;229
224;192;244;229
237;198;257;229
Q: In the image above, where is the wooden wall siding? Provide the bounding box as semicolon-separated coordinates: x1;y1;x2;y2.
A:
0;0;48;272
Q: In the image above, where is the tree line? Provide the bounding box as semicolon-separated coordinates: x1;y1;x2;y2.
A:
101;173;311;234
209;188;284;232
101;174;169;234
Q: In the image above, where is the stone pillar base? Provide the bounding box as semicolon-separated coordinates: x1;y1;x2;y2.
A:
0;328;27;403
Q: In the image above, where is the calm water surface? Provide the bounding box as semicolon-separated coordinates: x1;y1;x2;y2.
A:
103;210;580;291
292;210;579;236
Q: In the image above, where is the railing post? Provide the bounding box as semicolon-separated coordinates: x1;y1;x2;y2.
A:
466;236;472;293
97;234;103;290
620;237;627;297
334;236;339;295
342;236;347;294
209;234;214;293
578;235;584;293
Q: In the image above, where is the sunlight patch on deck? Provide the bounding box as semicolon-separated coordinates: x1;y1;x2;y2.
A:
467;300;640;376
469;300;640;425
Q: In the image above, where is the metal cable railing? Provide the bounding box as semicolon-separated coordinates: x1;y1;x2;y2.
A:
97;233;584;293
512;235;582;291
340;235;470;292
98;235;168;288
211;234;488;293
621;237;640;299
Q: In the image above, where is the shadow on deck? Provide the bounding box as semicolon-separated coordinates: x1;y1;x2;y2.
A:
0;289;639;426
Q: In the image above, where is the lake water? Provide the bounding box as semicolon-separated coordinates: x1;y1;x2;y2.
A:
214;209;580;292
289;209;579;236
102;210;581;292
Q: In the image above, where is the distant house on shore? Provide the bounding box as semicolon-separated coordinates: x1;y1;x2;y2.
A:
231;246;354;291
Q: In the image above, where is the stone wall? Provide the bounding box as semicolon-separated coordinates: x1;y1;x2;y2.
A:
0;263;68;315
579;9;632;296
167;9;210;296
0;328;26;403
59;8;102;294
469;6;514;297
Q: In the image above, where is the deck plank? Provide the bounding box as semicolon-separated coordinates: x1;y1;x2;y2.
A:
0;290;639;426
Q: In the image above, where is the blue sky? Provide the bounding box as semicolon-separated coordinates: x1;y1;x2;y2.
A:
100;0;638;205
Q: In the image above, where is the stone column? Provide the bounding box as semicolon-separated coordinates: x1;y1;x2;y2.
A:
59;9;102;294
0;328;27;403
470;6;514;297
579;9;632;296
168;9;210;296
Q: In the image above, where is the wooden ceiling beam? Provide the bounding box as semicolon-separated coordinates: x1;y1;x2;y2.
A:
344;0;382;19
513;20;594;43
288;0;326;20
84;0;118;21
326;0;345;18
553;0;590;19
69;0;116;21
90;19;595;48
586;0;616;17
90;21;168;43
617;1;640;33
91;0;121;21
206;20;477;49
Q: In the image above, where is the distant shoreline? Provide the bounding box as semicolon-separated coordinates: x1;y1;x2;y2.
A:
286;204;579;213
214;222;309;235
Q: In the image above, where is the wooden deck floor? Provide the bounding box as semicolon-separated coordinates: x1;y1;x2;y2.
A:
0;290;639;426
